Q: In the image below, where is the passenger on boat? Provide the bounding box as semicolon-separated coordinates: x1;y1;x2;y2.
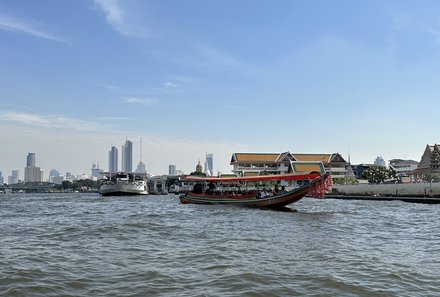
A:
193;183;203;194
207;181;216;194
261;188;269;198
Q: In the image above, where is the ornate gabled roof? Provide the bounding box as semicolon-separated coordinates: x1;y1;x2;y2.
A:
418;144;435;169
231;152;347;165
290;162;326;174
231;153;289;164
275;151;295;163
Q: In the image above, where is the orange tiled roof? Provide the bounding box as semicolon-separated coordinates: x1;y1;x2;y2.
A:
291;163;324;173
233;153;280;163
293;154;332;163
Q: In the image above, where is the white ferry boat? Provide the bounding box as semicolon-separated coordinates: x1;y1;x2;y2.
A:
99;172;148;196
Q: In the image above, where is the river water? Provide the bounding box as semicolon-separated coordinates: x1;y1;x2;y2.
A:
1;193;439;297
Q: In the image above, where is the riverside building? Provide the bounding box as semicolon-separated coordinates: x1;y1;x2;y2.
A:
230;151;347;180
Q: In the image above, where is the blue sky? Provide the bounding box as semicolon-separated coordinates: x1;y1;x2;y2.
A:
1;0;440;177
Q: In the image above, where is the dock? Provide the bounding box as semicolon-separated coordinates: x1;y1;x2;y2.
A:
325;195;440;204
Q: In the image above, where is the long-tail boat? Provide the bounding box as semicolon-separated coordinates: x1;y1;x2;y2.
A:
179;166;332;209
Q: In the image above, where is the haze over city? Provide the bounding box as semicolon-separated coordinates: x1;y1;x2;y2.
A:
1;0;440;177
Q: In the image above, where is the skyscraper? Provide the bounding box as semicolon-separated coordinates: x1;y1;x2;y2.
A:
8;170;19;185
205;153;214;176
24;153;43;182
25;166;43;182
169;165;177;176
109;146;118;173
0;171;4;185
121;139;133;173
27;153;36;167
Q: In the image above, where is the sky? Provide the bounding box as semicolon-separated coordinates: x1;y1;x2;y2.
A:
1;0;440;178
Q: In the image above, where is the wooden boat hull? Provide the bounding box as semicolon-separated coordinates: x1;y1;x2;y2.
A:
179;184;311;208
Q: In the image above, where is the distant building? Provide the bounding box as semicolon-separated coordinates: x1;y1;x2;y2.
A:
108;146;118;173
0;171;4;185
24;153;43;182
25;166;43;182
374;156;386;167
50;169;61;177
8;170;19;184
65;172;75;182
412;144;440;182
135;161;147;173
169;165;177;176
351;164;374;179
195;161;203;173
121;139;133;173
48;169;65;184
27;153;36;167
205;153;213;176
91;163;103;179
389;159;418;179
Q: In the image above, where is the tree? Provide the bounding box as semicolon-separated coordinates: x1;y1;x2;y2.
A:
61;180;73;189
189;171;206;176
333;176;359;185
363;166;396;184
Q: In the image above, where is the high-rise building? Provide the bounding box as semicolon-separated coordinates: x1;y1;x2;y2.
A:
169;165;177;176
205;153;214;176
8;176;16;185
0;171;4;185
27;153;36;167
24;153;43;182
121;139;133;173
25;166;43;182
91;163;103;179
8;170;19;184
108;146;118;173
48;169;64;184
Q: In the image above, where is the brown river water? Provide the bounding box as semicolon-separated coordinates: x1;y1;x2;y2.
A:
1;193;439;296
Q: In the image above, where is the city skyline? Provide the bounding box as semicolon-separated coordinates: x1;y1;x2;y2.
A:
1;1;440;176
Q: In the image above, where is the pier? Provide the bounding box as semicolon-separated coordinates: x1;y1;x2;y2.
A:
325;195;440;204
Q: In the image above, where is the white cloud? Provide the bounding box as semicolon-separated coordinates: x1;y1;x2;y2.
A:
163;82;177;89
176;44;257;76
0;110;104;132
93;0;150;38
0;110;248;177
0;14;70;44
123;97;158;106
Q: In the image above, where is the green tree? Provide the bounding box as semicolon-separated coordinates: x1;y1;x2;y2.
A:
363;166;396;184
189;171;206;176
333;176;359;185
61;180;73;189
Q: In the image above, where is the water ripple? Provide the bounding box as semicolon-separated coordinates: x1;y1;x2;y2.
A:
1;193;440;296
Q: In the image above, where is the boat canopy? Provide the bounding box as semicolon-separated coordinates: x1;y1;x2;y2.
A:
180;172;321;183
